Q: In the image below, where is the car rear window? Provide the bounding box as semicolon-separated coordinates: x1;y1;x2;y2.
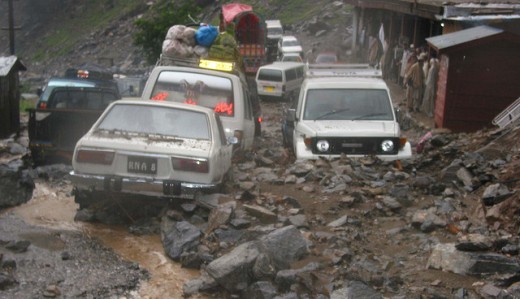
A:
150;71;234;117
98;104;210;140
48;89;117;110
258;69;283;82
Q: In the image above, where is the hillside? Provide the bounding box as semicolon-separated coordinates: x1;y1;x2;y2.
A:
1;0;352;89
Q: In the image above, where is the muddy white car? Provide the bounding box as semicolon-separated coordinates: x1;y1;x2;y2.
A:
284;64;412;161
69;99;236;204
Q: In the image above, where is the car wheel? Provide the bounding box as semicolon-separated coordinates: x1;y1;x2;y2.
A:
219;168;235;194
74;189;103;210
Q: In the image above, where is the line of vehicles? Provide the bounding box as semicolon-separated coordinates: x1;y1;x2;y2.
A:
27;3;412;205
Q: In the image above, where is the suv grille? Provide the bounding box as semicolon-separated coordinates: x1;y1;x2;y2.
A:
311;137;400;155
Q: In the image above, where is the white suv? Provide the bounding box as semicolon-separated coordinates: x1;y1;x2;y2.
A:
284;64;412;161
278;36;303;58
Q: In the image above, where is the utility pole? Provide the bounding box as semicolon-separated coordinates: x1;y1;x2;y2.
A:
1;0;21;55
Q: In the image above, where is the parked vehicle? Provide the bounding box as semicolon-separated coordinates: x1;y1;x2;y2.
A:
265;19;283;62
279;52;303;63
315;51;339;64
256;62;305;101
142;57;259;151
70;99;236;204
28;86;121;165
36;67;120;109
221;3;267;75
278;36;303;59
283;64;412;161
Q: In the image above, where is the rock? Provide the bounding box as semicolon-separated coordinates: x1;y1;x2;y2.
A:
243;281;277;299
330;280;383;299
0;164;34;208
161;219;201;261
206;202;235;234
482;183;514;206
0;272;17;290
5;240;30;253
183;272;219;297
205;241;262;292
243;204;277;224
327;215;347;228
259;225;309;269
456;234;493;251
427;243;520;277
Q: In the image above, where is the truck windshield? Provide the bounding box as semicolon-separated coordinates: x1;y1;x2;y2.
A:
303;89;394;121
97;104;210;140
150;71;235;117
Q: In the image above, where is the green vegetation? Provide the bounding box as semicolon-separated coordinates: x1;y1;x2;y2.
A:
134;1;202;64
31;0;144;62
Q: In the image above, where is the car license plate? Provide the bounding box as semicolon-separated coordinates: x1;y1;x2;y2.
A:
264;86;274;92
127;156;157;175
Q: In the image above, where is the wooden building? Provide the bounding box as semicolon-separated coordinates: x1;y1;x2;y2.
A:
426;26;520;132
0;56;26;138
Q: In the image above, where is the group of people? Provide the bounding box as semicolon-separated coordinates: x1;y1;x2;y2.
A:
361;33;440;118
399;44;440;117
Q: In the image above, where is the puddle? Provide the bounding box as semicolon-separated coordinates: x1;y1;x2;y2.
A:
12;182;209;299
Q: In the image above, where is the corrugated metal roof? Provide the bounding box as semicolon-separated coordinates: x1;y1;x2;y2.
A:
0;56;26;77
426;25;503;50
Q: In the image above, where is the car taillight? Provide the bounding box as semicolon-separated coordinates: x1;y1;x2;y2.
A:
76;149;114;165
38;102;47;109
171;157;209;173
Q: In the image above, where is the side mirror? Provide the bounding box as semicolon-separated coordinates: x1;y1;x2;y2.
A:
287;108;296;122
227;136;239;145
394;106;401;123
36;88;43;97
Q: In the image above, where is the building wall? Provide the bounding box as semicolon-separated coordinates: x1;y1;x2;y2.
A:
437;38;520;132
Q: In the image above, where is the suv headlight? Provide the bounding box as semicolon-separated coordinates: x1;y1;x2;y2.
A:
381;140;395;152
316;140;330;152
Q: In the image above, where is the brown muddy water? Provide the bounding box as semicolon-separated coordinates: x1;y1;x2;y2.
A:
11;181;209;299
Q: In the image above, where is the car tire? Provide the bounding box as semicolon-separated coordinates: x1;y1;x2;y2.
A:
219;168;235;194
74;189;103;210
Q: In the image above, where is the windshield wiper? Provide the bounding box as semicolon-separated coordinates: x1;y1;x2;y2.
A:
352;113;389;120
315;108;351;120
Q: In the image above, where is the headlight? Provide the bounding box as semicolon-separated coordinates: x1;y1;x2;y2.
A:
316;140;330;152
381;140;394;152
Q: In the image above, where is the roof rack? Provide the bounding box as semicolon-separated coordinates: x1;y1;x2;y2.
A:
305;63;382;78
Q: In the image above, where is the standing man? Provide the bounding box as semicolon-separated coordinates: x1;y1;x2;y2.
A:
405;53;426;112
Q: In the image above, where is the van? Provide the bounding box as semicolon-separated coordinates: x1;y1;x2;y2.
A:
141;58;260;152
256;62;305;101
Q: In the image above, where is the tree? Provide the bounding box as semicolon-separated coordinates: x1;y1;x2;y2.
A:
134;1;201;64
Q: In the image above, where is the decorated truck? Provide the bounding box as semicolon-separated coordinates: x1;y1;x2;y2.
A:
221;3;267;75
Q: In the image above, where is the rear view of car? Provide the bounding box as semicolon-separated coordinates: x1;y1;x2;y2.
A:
70;99;235;205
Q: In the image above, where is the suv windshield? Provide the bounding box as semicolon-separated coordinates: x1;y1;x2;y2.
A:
303;89;394;121
150;71;235;117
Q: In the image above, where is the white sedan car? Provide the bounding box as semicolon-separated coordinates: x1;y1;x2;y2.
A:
69;99;236;205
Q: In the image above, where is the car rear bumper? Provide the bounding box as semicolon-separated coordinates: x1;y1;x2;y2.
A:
69;171;218;199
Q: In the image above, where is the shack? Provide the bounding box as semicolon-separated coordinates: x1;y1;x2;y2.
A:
426;25;520;132
0;56;26;138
